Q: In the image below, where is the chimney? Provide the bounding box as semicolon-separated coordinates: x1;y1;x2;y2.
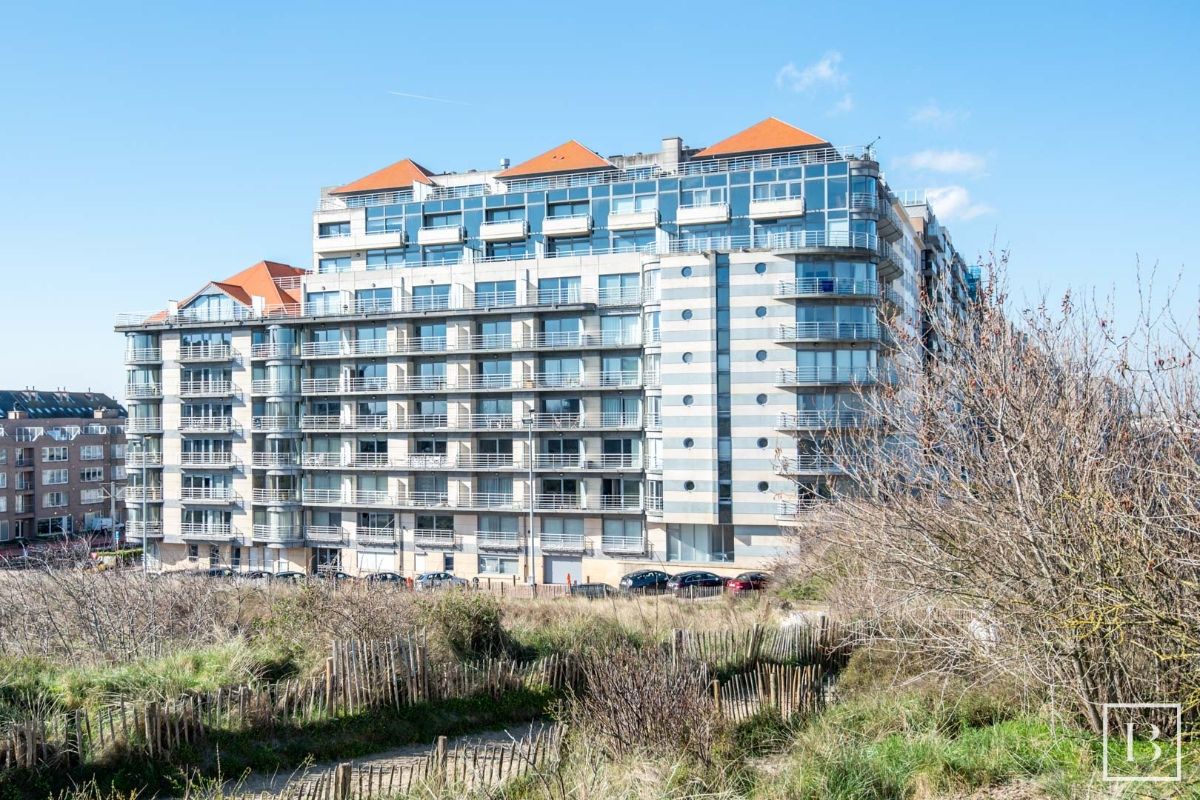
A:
8;410;26;420
661;137;683;171
499;157;510;170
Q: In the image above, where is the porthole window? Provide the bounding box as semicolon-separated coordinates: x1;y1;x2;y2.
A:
755;350;767;362
757;481;770;492
754;262;767;275
682;352;693;363
684;480;696;491
682;395;694;406
756;394;768;405
756;437;769;448
755;306;767;318
682;309;693;321
681;266;693;277
683;437;695;448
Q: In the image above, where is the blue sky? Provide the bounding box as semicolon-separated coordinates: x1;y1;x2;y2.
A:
1;0;1196;399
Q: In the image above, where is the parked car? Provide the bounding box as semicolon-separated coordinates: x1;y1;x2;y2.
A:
666;570;724;596
618;569;672;595
318;570;355;581
726;572;770;594
273;570;308;583
415;571;468;590
241;570;274;580
365;571;406;584
569;582;615;600
204;567;235;578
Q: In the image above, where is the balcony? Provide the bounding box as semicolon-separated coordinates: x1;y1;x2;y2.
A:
252;488;300;504
180;523;238;541
125;451;163;468
479;219;528;242
302;488;349;505
776;411;873;430
777;454;843;474
301;414;393;432
607;209;658;231
125;486;163;502
250;342;298;360
179;380;236;398
475;529;523;551
252;416;300;433
460;413;517;431
305;525;347;545
125;347;162;364
776;498;830;521
357;527;400;547
181;486;238;504
775;367;880;386
179;417;240;434
396;336;448;354
775;278;881;299
181;452;237;468
542;214;592;237
251;379;300;396
677;201;730;225
405;491;449;508
749;196;806;220
539;532;585;554
461;491;519;510
178;344;234;362
126;418;163;434
252;524;304;544
125;383;162;399
776;322;881;343
532;453;643;471
125;521;163;540
395;415;448;431
600;534;646;555
452;454;518;470
252;452;300;468
416;225;464;246
411;528;456;549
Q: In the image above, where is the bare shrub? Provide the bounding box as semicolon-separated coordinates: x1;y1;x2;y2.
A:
786;256;1200;733
563;646;724;765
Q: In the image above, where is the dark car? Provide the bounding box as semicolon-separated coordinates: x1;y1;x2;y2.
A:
273;570;308;583
204;567;235;578
415;571;469;590
318;570;355;582
241;570;274;580
365;571;406;584
618;569;672;595
666;570;724;596
569;582;616;600
726;572;770;594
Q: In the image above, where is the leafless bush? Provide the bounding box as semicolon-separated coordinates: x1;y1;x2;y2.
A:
786;256;1200;733
563;646;723;764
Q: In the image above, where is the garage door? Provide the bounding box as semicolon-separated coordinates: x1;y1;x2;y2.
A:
544;556;582;585
413;553;427;574
357;551;392;573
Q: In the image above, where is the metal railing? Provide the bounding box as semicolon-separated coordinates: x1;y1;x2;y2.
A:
775;278;882;298
178;344;234;361
126;418;163;433
179;417;240;434
460;491;519;510
304;525;346;543
252;488;300;503
125;521;163;538
181;452;236;467
411;528;456;548
125;347;162;363
776;498;831;518
539;532;586;553
396;336;447;354
250;343;298;359
778;454;843;472
776;366;880;385
125;451;163;467
357;527;400;546
125;383;162;399
252;452;300;467
125;486;163;502
777;411;873;429
181;486;237;503
179;380;235;397
181;523;237;540
251;380;300;395
600;535;646;554
777;322;881;342
252;524;304;543
252;416;299;432
475;529;523;550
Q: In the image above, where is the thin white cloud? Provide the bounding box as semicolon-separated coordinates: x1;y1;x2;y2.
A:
909;100;968;127
388;90;472;106
925;186;994;221
827;93;855;115
776;52;846;92
898;149;987;175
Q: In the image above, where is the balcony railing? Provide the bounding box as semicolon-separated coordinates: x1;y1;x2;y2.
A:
179;417;240;434
125;486;163;502
179;380;235;397
252;416;299;432
125;451;163;467
538;532;585;553
475;529;523;550
125;521;163;538
180;486;237;503
775;278;882;298
180;522;237;540
532;453;643;470
776;498;831;519
777;411;873;429
252;524;304;543
252;488;300;503
252;452;300;467
126;418;163;434
181;452;237;467
251;380;301;395
125;347;162;363
178;344;233;362
460;491;519;510
305;525;347;544
776;367;880;385
125;383;162;399
357;527;400;547
250;342;298;359
411;528;456;548
600;534;646;554
777;454;843;473
776;322;881;342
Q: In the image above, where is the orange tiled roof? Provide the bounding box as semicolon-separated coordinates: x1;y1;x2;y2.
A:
331;158;435;195
693;117;828;158
496;140;613;179
177;260;306;312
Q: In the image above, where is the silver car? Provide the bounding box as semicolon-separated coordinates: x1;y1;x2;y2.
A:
414;571;469;590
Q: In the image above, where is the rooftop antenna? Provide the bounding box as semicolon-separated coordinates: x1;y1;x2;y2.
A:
865;136;881;157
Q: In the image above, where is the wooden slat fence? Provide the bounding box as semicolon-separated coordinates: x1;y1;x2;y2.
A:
671;621;853;673
711;663;829;723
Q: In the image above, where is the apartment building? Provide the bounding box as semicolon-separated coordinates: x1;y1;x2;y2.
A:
0;390;127;547
116;117;970;582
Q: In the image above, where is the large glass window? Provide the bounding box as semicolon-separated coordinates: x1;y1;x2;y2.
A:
547;235;590;255
486;240;530;259
424;212;462;228
600;314;639;345
412;284;450;311
423;244;461;265
598;273;640;303
486;207;525;222
475;280;516;307
365;203;405;233
667;524;734;563
611;193;657;214
612;229;655;253
366;248;405;270
355;287;392;312
318;221;350;237
752;180;803;201
538;277;581;304
318;257;351;274
547;200;589;218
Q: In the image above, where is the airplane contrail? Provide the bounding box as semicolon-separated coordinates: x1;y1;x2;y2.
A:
387;91;472;106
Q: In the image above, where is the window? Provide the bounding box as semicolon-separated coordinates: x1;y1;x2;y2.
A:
680;186;726;207
318;257;350;274
37;516;72;535
424;212;461;228
0;498;6;513
599;273;640;303
668;524;734;563
485;240;530;259
318;221;350;237
478;555;518;575
547;235;590;255
602;518;641;546
486;207;524;222
612;229;655;252
355;287;393;312
547;200;588;218
600;314;639;346
365;203;405;233
80;488;104;504
611;193;657;214
43;492;68;508
412;284;450;311
538;276;581;304
183;292;236;321
752;180;803;201
42;447;67;462
306;290;342;313
423;244;461;265
366;248;406;270
187;544;200;561
81;467;104;482
80;445;103;460
42;469;68;485
0;474;6;489
475;280;516;307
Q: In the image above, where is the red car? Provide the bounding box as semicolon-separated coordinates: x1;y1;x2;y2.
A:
726;571;770;593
